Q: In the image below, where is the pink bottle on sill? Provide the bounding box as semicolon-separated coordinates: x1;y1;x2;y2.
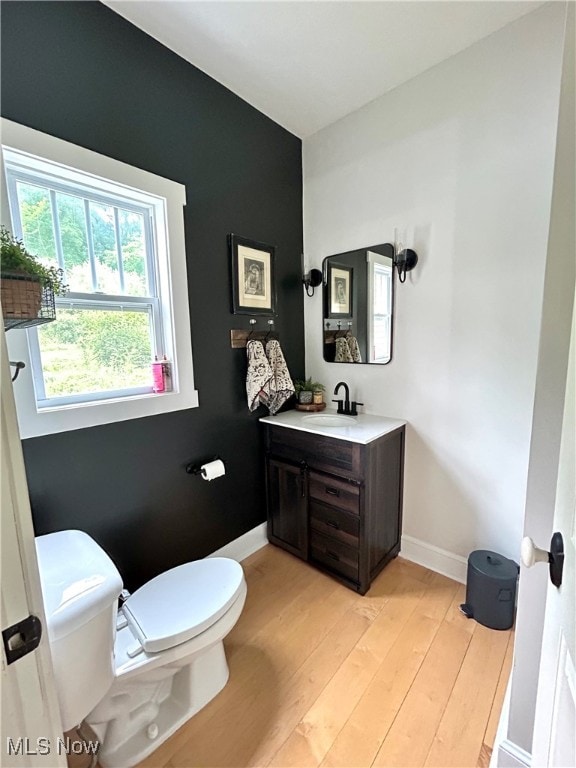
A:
152;358;165;393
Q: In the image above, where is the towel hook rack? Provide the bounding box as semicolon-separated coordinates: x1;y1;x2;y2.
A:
230;318;279;349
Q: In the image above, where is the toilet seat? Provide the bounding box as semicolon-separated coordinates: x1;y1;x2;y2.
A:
122;557;244;653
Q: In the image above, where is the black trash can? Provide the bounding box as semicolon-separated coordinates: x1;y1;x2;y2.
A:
460;550;519;630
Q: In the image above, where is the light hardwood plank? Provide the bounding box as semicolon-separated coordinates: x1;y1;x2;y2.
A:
320;582;465;768
268;574;428;767
321;603;450;767
443;583;475;634
140;569;349;768
136;547;512;768
231;546;319;645
477;743;493;768
394;557;438;585
168;558;419;768
483;630;515;750
372;602;473;766
170;603;372;767
423;623;510;767
251;563;434;768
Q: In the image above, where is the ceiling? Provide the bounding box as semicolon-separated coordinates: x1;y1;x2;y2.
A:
104;1;544;138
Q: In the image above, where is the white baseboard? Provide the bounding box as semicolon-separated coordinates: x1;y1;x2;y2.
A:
211;528;468;578
495;740;531;768
491;684;532;768
210;527;468;580
208;522;268;563
490;673;513;767
400;534;468;584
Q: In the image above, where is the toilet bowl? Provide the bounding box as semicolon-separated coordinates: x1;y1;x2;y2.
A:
35;530;247;768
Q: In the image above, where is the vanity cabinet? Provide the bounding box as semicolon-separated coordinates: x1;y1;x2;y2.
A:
264;421;405;595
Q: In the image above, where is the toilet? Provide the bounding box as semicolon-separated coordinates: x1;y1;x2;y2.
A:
35;529;247;768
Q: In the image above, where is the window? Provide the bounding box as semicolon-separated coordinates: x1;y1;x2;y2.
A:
2;119;198;438
367;251;393;363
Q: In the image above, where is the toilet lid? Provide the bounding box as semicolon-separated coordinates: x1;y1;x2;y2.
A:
122;558;245;653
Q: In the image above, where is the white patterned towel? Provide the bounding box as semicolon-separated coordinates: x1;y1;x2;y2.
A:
347;335;362;363
335;337;353;362
246;340;273;412
265;339;295;415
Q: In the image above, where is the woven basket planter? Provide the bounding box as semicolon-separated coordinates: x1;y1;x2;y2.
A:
1;272;56;330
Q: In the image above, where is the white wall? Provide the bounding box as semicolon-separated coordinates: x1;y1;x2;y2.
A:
303;3;566;571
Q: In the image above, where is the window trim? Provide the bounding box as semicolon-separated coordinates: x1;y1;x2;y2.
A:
1;118;199;439
366;250;393;364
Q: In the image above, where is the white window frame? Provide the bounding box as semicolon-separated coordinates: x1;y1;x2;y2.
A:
5;161;165;407
366;250;393;364
1;118;198;438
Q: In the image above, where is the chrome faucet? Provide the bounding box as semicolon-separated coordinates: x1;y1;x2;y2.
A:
332;382;363;416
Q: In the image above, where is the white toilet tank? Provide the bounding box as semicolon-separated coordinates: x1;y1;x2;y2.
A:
35;530;123;731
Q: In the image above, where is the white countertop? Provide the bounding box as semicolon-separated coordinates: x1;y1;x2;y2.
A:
260;409;405;445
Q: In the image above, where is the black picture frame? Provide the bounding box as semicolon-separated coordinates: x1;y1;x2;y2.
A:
327;263;353;318
229;234;276;316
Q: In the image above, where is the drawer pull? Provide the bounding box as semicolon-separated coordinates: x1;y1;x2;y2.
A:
326;487;340;497
326;520;340;529
326;550;340;561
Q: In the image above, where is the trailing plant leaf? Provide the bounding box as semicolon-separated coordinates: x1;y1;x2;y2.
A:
294;377;325;393
0;225;68;295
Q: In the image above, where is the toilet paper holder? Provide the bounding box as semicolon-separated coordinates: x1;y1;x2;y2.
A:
185;456;222;476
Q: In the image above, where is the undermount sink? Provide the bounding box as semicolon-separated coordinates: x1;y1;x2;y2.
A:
302;414;357;427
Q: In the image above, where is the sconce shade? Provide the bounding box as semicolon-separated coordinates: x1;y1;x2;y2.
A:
394;248;418;283
303;268;323;296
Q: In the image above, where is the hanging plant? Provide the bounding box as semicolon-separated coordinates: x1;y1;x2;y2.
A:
1;225;67;327
1;225;68;294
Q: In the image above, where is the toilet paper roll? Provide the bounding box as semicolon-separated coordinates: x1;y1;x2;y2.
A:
200;459;226;481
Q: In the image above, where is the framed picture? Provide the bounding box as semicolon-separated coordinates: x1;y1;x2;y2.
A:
229;234;276;316
328;263;353;318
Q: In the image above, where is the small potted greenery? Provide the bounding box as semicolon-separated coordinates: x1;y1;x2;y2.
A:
1;225;67;324
294;377;325;406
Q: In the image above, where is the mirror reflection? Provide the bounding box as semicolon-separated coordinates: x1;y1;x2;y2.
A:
323;243;394;364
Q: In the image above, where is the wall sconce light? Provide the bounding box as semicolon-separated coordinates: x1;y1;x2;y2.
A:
303;268;323;297
393;247;418;284
394;229;418;283
301;252;322;296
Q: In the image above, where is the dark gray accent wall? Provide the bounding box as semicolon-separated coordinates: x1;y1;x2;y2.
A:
1;1;304;591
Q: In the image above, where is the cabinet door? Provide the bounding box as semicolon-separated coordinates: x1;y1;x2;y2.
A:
266;458;308;559
364;428;404;580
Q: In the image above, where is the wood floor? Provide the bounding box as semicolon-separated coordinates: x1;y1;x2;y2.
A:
138;545;514;768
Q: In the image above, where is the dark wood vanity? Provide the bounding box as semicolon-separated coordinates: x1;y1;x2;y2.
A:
262;414;405;595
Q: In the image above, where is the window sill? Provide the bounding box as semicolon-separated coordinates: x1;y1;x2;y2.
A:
16;375;198;441
36;388;191;413
7;313;199;439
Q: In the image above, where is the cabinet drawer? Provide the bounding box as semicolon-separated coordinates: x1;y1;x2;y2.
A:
310;501;359;547
308;471;360;515
265;425;362;477
310;531;359;583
